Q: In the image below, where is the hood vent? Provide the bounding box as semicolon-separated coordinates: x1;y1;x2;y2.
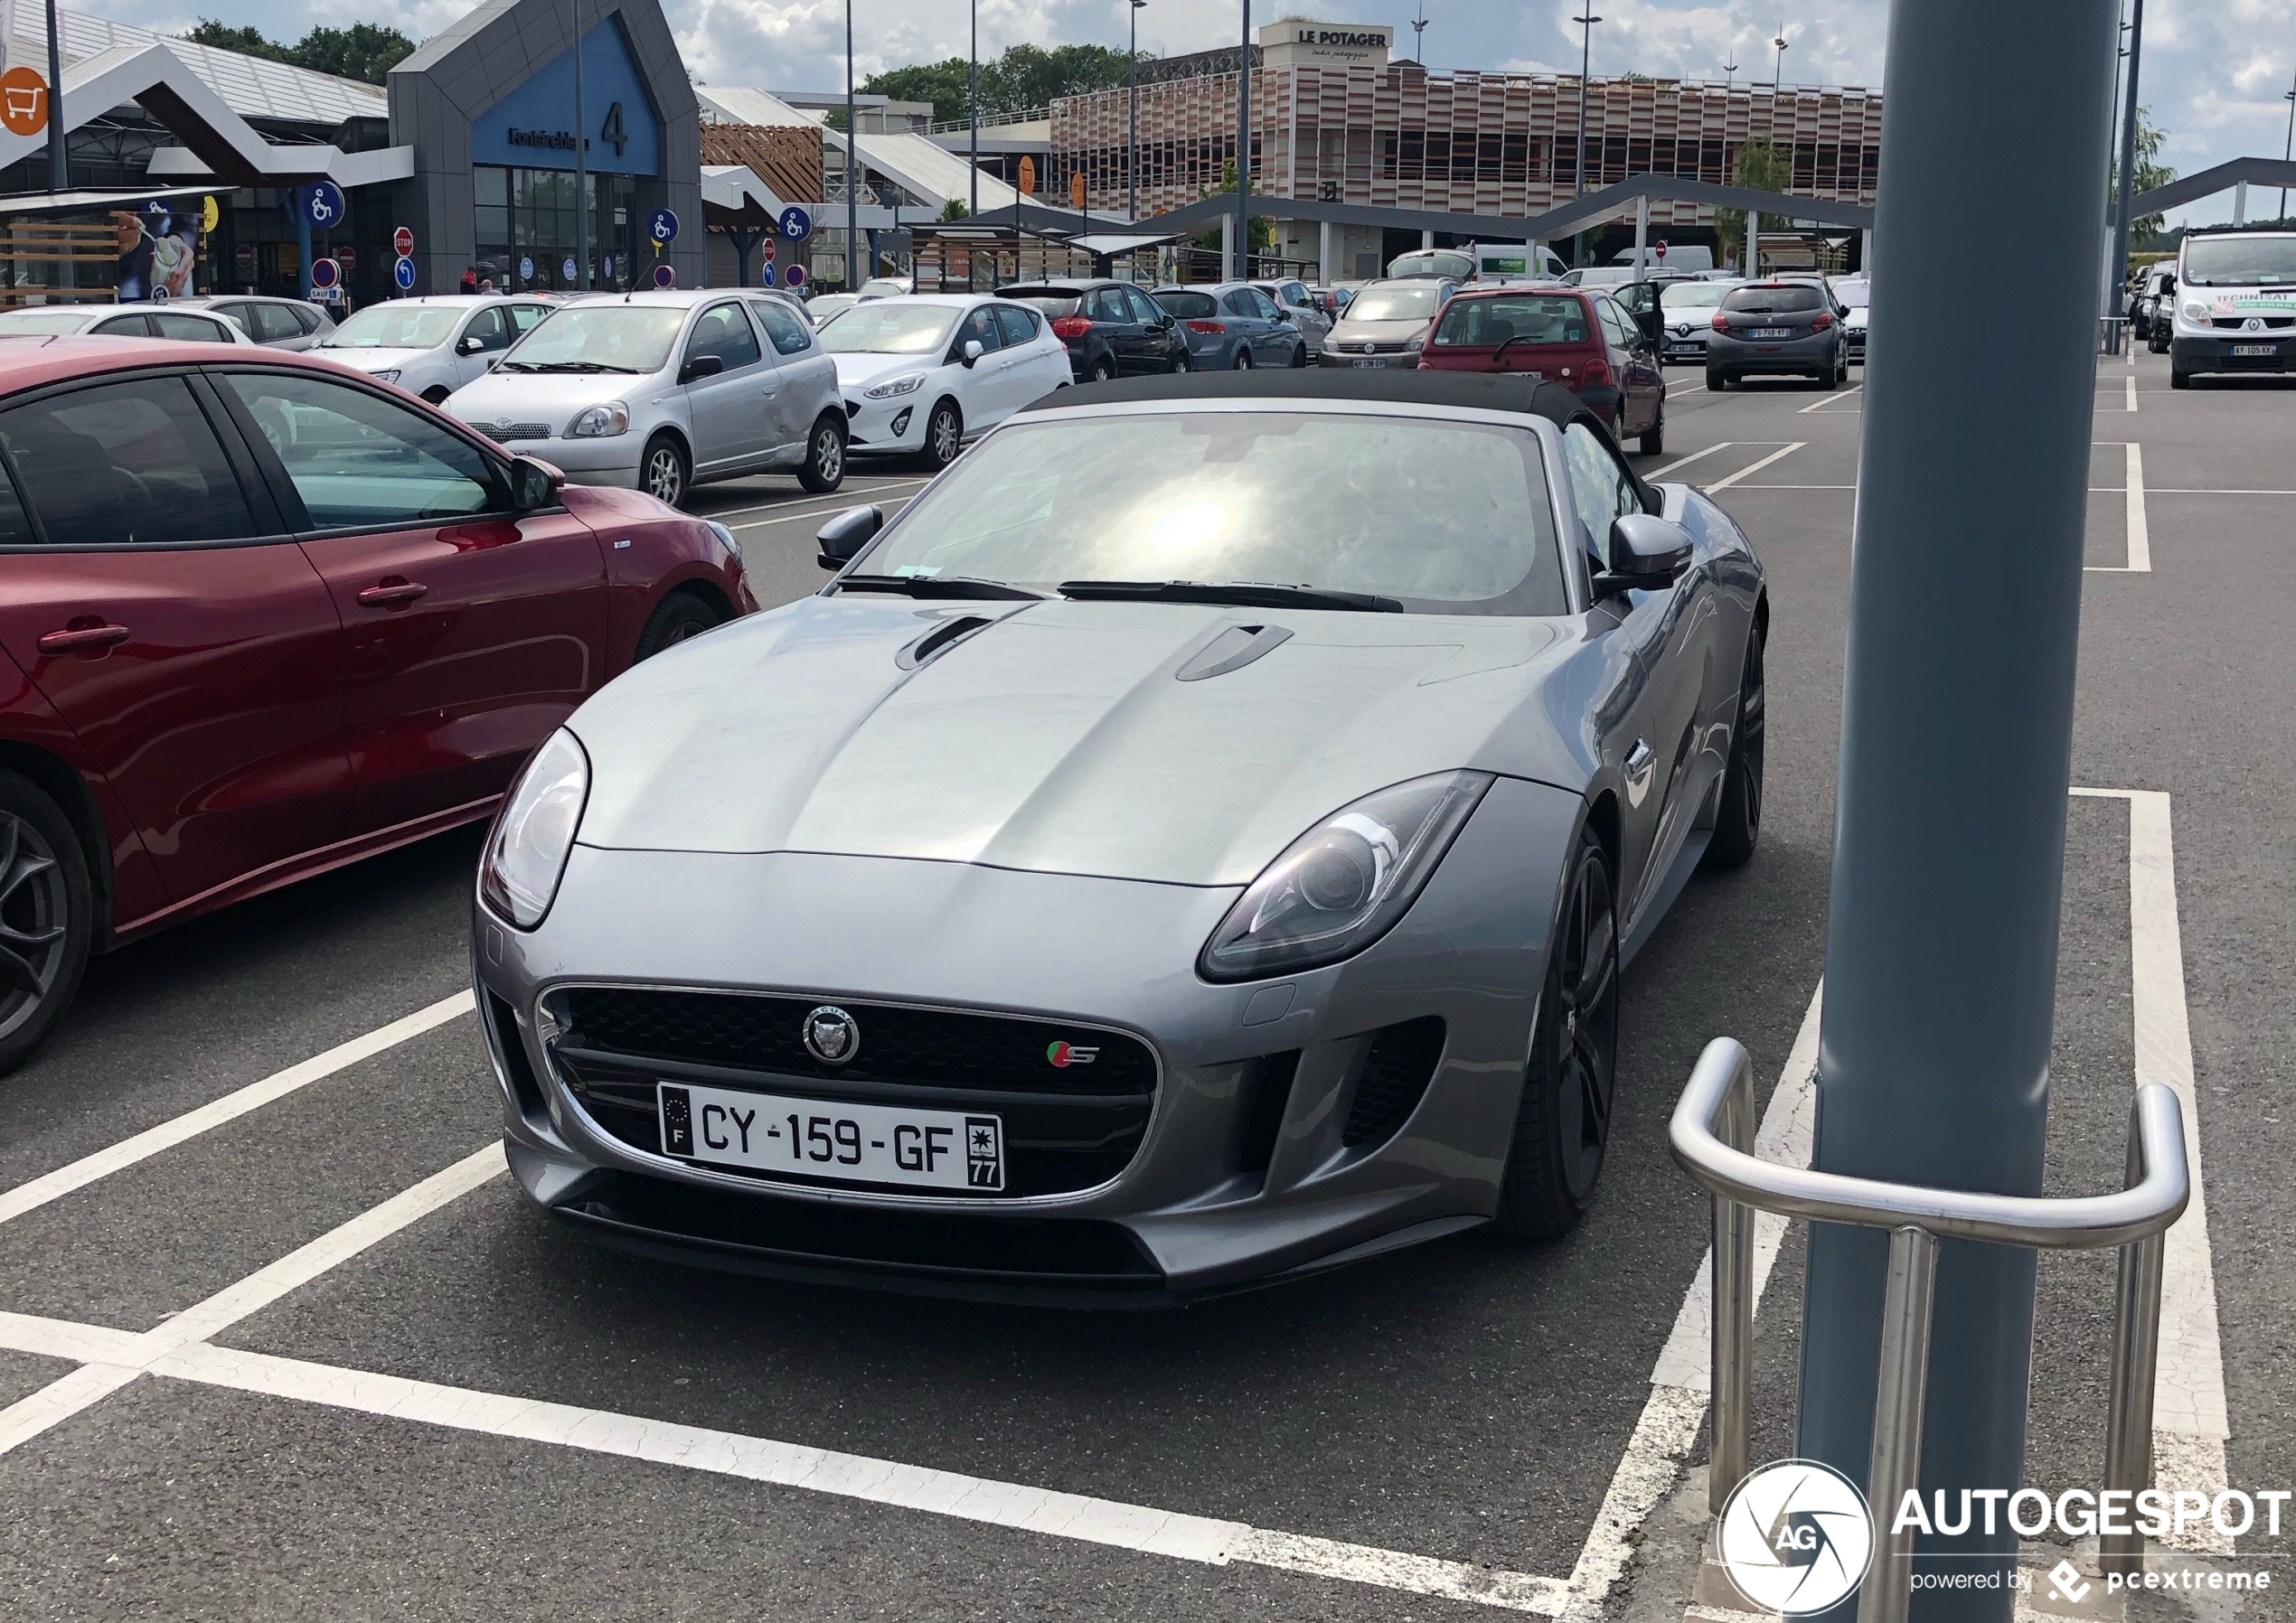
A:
1176;623;1294;682
899;613;998;670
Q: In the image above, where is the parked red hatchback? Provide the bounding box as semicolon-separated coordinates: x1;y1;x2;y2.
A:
0;335;752;1071
1417;286;1669;455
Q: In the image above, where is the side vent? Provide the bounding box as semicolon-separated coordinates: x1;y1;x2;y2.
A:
1176;623;1293;681
1341;1018;1446;1149
484;990;550;1126
899;614;996;670
1236;1050;1300;1186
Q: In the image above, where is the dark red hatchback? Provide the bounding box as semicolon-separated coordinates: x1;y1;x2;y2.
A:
1416;286;1668;455
0;336;752;1072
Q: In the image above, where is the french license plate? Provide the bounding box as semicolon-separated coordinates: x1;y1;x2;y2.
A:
1751;327;1792;339
658;1081;1004;1191
1351;357;1390;368
2232;342;2276;356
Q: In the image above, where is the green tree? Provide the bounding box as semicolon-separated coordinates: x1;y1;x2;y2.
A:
184;19;290;61
1714;139;1793;270
181;18;417;84
863;42;1143;127
2109;108;2177;241
937;197;971;221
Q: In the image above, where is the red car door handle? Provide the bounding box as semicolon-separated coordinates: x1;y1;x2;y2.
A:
356;579;428;607
36;623;130;654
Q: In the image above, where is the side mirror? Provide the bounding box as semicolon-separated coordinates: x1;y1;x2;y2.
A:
507;455;564;513
1594;513;1694;597
1274;309;1293;323
961;339;983;367
457;334;485;354
679;353;725;384
815;503;885;569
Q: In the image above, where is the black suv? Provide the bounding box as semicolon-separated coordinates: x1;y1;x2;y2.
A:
997;280;1189;381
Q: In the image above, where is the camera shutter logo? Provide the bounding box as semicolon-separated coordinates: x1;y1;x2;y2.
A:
801;1005;859;1065
1716;1459;1876;1616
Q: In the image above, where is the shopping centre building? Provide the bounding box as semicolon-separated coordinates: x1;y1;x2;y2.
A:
1049;20;1884;276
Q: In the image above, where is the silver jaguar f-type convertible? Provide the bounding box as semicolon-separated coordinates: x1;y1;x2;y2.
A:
473;371;1767;1301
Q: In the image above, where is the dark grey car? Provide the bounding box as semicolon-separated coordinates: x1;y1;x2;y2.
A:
1705;281;1850;389
170;295;335;349
471;372;1769;1301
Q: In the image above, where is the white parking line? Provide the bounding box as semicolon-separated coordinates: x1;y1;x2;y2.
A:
2127;376;2140;413
730;493;918;533
0;991;475;1229
2086;443;2150;574
1666;377;1707;395
1798;388;1858;414
1649;443;1734;478
0;1143;506;1458
698;477;930;525
1703;443;1805;492
2068;787;2229;1552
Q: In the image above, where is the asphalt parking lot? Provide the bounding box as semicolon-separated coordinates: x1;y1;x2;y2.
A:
2;353;2291;1621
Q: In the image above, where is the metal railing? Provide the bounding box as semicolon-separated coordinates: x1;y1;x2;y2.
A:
1670;1037;2191;1623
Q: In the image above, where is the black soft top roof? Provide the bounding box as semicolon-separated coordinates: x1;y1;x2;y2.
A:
1019;370;1658;507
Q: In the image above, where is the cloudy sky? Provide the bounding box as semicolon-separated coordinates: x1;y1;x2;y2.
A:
111;0;2295;226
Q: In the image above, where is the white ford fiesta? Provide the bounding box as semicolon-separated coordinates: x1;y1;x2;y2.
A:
816;294;1075;469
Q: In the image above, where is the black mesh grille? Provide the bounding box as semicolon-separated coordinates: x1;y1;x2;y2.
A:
559;987;1153;1097
1341;1018;1446;1149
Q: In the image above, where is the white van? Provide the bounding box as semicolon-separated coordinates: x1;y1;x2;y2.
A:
2167;230;2296;388
1609;243;1717;274
1470;243;1569;282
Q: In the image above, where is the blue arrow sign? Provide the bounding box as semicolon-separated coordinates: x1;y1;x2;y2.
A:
647;208;679;245
760;264;777;286
305;180;347;229
393;255;417;291
778;205;813;242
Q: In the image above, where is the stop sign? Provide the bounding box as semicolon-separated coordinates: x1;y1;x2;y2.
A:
393;225;414;258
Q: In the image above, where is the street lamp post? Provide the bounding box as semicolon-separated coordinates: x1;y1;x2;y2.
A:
1724;59;1738;90
1130;0;1146;220
1773;29;1788;87
969;0;979;218
1572;11;1600;267
1235;0;1251;282
2110;0;2145;305
846;0;860;288
573;0;590;291
2282;78;2295;220
1412;0;1427;63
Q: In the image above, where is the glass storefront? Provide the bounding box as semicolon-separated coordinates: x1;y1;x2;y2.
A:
475;166;638;294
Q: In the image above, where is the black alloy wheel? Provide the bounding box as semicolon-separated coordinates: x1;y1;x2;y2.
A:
798;413;847;493
0;771;93;1076
642;434;689;507
1638;398;1666;457
632;590;725;661
1495;826;1620;1241
1702;629;1765;870
919;399;964;470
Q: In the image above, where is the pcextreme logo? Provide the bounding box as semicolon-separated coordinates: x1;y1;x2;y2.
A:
1046;1041;1099;1068
1717;1459;1876;1616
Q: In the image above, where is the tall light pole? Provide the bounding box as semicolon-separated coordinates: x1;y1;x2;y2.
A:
1723;59;1738;90
1235;0;1251;282
2110;0;2145;304
1412;0;1427;63
2281;77;2294;220
846;0;860;288
573;0;590;290
1572;11;1600;267
1129;0;1146;220
1772;29;1788;87
968;0;979;217
43;0;63;193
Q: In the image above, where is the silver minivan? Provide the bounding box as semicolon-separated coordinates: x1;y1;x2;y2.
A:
444;289;846;505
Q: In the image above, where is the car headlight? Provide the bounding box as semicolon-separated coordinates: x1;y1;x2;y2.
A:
865;372;927;399
568;400;630;437
1200;771;1492;982
370;369;400;382
2180;301;2207;322
480;729;589;929
1405;333;1426;352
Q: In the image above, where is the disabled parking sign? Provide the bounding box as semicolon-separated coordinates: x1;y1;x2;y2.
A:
648;208;679;246
778;205;812;242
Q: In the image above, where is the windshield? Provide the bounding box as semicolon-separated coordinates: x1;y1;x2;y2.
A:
0;310;95;333
997;289;1084;318
1389;251;1473;280
2182;236;2296;286
497;304;682;373
1153;290;1219;319
1432;294;1590;347
817;303;963;354
1830;281;1871;309
859;278;909;297
1345;285;1444;323
322;305;463;350
1661;282;1735;311
1723;285;1824;314
855;411;1566;614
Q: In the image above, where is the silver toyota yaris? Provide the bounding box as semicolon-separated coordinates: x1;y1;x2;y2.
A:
472;371;1768;1301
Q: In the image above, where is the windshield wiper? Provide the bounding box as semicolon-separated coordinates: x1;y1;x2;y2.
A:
832;574;1046;600
1058;580;1403;613
523;361;639;373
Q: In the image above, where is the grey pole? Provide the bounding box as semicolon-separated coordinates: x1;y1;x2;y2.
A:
1723;59;1737;90
1773;29;1787;86
846;0;860;288
1793;2;2121;1619
573;0;590;291
969;0;979;218
1130;0;1145;220
2109;0;2144;305
43;0;63;195
1572;11;1599;266
2281;78;2293;220
1236;0;1251;283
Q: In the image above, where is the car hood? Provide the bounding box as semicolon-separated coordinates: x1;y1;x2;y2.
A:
569;595;1577;886
831;352;945;390
312;345;432;371
1327;317;1428;343
447;369;645;421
